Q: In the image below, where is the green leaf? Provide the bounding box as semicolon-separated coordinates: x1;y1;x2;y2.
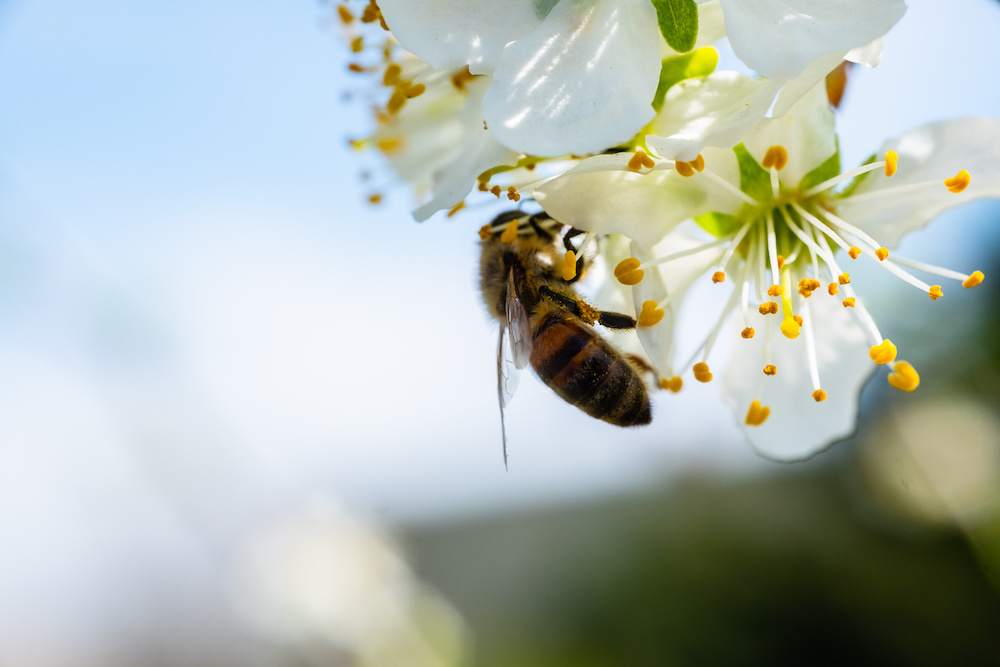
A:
798;144;841;193
652;47;718;112
695;211;742;238
733;143;771;204
650;0;698;53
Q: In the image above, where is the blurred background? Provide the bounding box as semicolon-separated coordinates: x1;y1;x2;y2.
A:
1;0;1000;664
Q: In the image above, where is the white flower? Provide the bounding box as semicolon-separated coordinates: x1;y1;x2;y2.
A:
378;0;663;157
535;81;1000;460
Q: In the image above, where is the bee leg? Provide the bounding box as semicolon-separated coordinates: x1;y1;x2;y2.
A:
538;286;636;330
625;353;660;388
595;310;636;331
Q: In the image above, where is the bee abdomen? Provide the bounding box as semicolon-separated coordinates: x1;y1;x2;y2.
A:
531;316;651;426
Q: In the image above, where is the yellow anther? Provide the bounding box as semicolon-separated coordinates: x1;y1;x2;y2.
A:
350;36;364;53
627;150;655;172
763;365;777;376
500;219;519;244
762;145;789;171
776;255;785;269
929;285;943;300
793;315;803;326
798;279;821;297
375;138;402;154
675;160;695;177
348;63;365;73
767;284;783;297
490;185;502;197
869;339;897;365
944;169;971;193
690;154;705;171
745;400;770;426
478;224;494;240
638;300;665;327
741;327;755;339
838;273;850;285
758;301;779;315
812;389;828;402
843;297;856;308
561;251;578;281
693;362;713;383
848;246;862;259
884;150;898;177
507;186;520;202
614;258;645;286
888;361;920;392
383;63;401;86
404;82;426;99
828;282;839;296
659;376;683;393
337;4;354;23
367;193;382;204
876;247;889;261
386;88;407;114
963;270;985;288
447;201;465;217
780;318;800;339
712;271;726;283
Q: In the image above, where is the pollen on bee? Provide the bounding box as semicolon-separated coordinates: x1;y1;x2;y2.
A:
507;186;521;202
876;247;889;261
577;302;600;325
627;149;655;172
561;251;578;281
869;339;897;365
929;285;944;300
660;376;683;392
614;258;644;286
843;297;856;308
712;271;726;283
758;301;779;315
884;150;898;177
638;301;665;327
944;169;971;193
478;224;494;240
763;365;777;376
848;247;862;259
828;282;839;295
741;327;755;339
745;400;770;426
964;270;985;288
839;273;851;285
500;219;519;244
888;361;920;392
693;362;713;383
812;389;828;402
762;145;789;171
767;284;783;297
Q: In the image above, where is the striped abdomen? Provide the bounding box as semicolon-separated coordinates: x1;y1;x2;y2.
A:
530;312;651;426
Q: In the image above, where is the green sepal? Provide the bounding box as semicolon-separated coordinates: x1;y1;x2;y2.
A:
733;143;771;204
694;211;742;238
652;47;718;112
798;142;841;193
650;0;699;53
838;153;878;198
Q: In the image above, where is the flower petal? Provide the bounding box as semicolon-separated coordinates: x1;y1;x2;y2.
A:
534;154;723;247
718;0;906;80
835;117;1000;247
482;0;661;157
723;292;873;461
647;71;782;161
378;0;546;74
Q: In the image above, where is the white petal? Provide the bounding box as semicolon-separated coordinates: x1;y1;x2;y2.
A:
378;0;545;74
845;37;884;68
769;50;843;117
534;154;723;247
482;0;661;157
741;82;837;187
835;117;1000;248
647;71;782;161
719;0;906;80
723;292;873;461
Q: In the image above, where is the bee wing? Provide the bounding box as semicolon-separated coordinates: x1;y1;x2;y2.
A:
497;269;533;469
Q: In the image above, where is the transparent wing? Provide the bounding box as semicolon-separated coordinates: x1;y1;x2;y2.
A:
497;269;532;469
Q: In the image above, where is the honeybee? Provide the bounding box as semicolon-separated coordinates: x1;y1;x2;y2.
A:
479;210;652;467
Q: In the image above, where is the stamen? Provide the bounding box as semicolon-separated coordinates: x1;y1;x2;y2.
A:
766;212;780;287
712;271;726;283
561;250;578;281
801;297;821;392
964;271;985;288
944;169;971;193
478;224;494;240
779;267;799;339
641;235;729;269
715;219;754;276
337;4;354;23
638;301;665;327
759;302;779;315
888;361;920;391
628;149;655;172
675;161;695;178
869;339;897;365
768;285;783;296
812;389;827;402
887;254;981;283
929;285;943;300
500;218;519;243
745;400;770;426
693;362;713;383
763;365;777;376
828;282;838;295
884;150;898;177
691;154;705;171
351;36;364;53
741;327;755;339
698;169;760;206
383;63;401;86
660;376;683;392
839;273;850;284
843;297;856;307
614;258;644;285
875;248;889;261
507;186;521;202
447;201;464;217
848;247;862;259
801;158;890;198
490;185;502;197
761;145;788;171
